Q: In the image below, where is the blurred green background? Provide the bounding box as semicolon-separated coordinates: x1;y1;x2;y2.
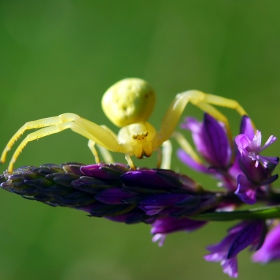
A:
1;0;280;279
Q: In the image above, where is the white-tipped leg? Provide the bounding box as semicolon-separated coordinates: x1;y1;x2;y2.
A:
160;140;172;169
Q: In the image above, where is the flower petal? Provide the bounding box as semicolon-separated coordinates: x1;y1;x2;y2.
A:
228;221;265;258
252;223;280;263
240;116;255;139
177;149;210;173
200;114;231;168
235;174;257;204
221;258;238;278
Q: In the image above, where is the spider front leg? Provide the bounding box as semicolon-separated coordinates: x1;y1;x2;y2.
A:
156;90;250;164
1;115;74;164
159;90;250;143
1;113;120;173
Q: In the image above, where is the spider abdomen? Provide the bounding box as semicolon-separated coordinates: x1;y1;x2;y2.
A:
102;78;156;127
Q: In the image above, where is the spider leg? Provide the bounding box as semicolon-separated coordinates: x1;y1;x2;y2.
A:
1;113;81;164
97;145;114;164
158;90;250;143
7;121;91;172
66;119;119;150
87;125;116;164
202;93;247;115
88;140;101;163
156;140;172;169
88;140;114;164
4;115;121;173
172;131;202;164
125;153;136;170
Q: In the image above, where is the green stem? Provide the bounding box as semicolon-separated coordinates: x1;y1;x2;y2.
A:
192;205;280;221
189;187;280;221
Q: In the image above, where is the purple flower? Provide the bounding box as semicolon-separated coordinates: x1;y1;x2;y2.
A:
151;216;207;247
80;163;128;181
234;126;279;204
178;114;279;200
120;169;198;193
139;193;190;215
235;131;278;168
235;172;278;205
227;116;254;179
0;163;208;225
179;114;231;169
178;113;236;191
95;188;137;204
205;221;265;278
234;174;257;205
252;222;280;263
239;115;255;139
178;114;280;204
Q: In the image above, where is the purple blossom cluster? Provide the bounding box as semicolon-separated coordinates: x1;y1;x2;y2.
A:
1;113;280;278
176;113;279;277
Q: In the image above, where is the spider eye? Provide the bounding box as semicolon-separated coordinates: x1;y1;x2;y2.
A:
132;131;149;141
102;78;156;127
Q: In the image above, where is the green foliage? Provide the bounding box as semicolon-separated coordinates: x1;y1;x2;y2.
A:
1;0;280;279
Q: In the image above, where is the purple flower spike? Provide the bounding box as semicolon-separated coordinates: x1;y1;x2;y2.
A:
120;169;197;193
121;170;173;190
95;188;137;204
205;221;265;278
139;193;190;215
151;217;207;246
252;223;280;263
80;163;128;181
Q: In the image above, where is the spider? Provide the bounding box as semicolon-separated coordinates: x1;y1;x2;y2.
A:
1;78;248;173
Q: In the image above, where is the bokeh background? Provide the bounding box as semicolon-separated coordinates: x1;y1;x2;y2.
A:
1;0;280;279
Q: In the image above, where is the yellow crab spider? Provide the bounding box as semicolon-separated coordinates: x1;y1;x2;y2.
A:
1;78;249;173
